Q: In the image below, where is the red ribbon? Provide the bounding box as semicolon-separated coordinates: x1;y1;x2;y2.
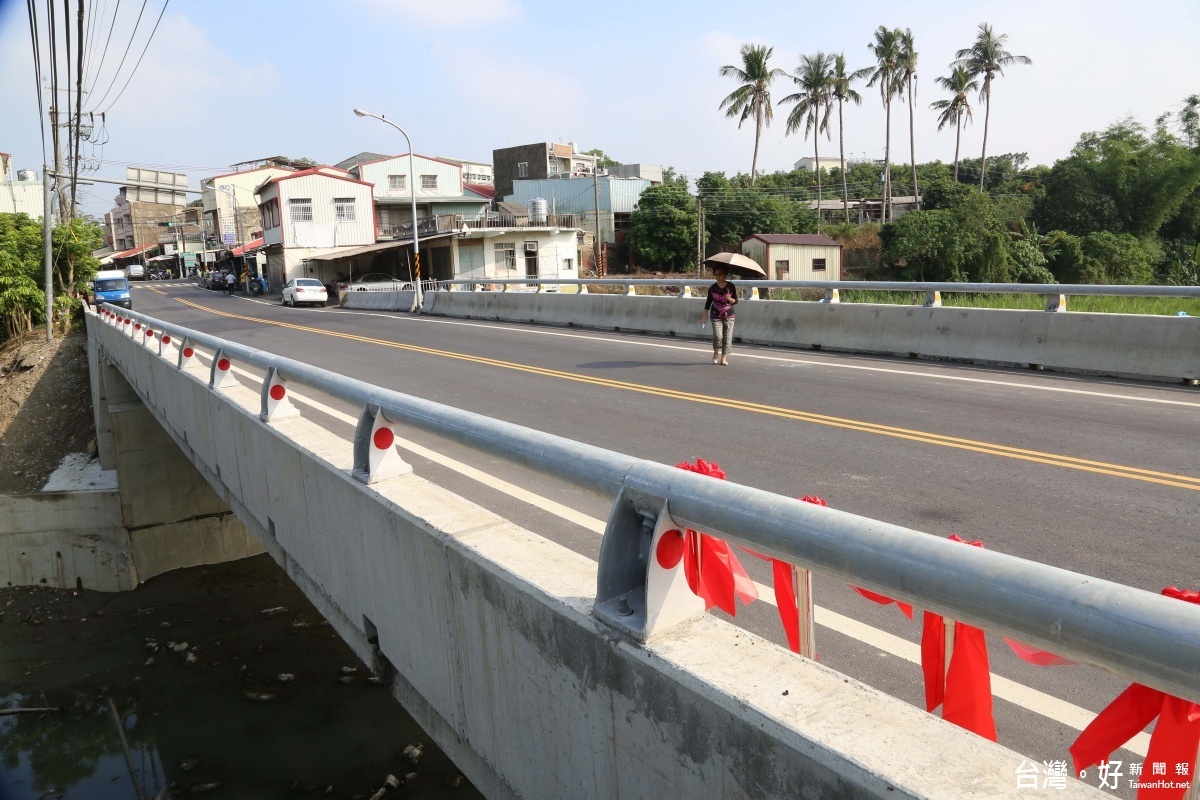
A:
741;495;828;653
660;460;757;616
1070;587;1200;800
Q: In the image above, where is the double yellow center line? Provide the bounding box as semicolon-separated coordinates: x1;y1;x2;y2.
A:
169;296;1200;493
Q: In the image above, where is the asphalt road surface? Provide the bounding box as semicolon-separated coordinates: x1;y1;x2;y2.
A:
124;281;1200;796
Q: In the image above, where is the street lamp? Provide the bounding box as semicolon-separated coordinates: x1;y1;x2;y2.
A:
353;108;422;312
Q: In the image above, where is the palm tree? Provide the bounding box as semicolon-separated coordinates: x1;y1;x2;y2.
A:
780;52;835;228
719;44;786;186
930;66;978;183
955;23;1032;192
830;55;871;222
898;29;919;208
867;26;904;221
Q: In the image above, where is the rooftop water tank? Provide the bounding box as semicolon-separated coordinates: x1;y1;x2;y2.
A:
528;197;548;225
16;169;37;182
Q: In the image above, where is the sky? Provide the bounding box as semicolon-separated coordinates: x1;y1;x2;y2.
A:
2;0;1199;217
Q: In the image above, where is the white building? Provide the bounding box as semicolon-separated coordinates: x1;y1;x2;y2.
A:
437;157;493;186
741;233;843;281
0;153;42;218
347;153;490;237
201;164;295;249
793;156;843;173
256;168;377;286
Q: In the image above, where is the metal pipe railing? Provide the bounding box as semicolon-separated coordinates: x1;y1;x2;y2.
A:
431;277;1200;298
96;303;1200;704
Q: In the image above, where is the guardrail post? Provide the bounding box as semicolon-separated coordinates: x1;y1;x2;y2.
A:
259;366;299;421
626;284;637;296
578;283;588;294
924;290;942;308
122;316;134;336
679;285;692;298
595;488;706;641
143;327;156;350
1045;293;1068;312
177;338;198;370
352;405;412;483
535;282;543;293
748;287;759;300
157;332;174;358
209;348;236;389
822;288;839;304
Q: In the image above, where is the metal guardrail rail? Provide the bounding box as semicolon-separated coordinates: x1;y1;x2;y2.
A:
95;303;1200;707
432;277;1200;297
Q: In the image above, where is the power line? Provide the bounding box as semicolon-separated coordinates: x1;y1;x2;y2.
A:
87;0;147;111
85;0;120;95
25;0;48;163
97;0;169;114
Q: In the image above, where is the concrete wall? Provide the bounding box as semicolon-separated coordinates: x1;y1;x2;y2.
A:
0;491;136;591
87;310;1107;799
421;291;1200;384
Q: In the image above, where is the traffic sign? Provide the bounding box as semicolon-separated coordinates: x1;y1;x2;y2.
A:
222;232;236;245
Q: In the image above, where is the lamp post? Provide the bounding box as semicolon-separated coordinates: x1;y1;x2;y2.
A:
353;108;422;312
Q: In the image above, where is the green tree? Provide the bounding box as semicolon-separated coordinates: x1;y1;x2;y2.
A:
867;26;904;221
1179;94;1200;148
955;23;1032;192
829;54;871;222
718;44;786;186
1078;231;1155;284
779;52;834;227
627;183;698;271
930;66;978;183
898;28;920;207
583;148;620;169
0;213;46;339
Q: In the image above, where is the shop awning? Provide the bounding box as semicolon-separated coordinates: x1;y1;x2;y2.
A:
113;244;154;259
231;237;265;257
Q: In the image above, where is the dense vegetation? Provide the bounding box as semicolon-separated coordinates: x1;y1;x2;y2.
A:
0;213;103;341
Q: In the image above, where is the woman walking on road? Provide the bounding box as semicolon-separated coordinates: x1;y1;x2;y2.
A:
701;265;738;365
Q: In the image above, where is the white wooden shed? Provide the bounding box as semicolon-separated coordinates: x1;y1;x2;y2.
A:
740;234;843;281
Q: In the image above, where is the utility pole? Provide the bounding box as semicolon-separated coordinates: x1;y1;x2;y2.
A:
696;196;703;270
593;169;603;277
43;165;54;341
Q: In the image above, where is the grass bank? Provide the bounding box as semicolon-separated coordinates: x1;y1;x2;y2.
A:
772;289;1199;316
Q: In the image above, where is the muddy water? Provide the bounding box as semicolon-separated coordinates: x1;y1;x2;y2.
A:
0;555;483;800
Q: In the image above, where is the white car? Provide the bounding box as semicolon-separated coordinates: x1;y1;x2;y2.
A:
282;278;328;307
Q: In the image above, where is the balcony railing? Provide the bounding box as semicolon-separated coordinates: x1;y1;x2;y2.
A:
378;213;583;240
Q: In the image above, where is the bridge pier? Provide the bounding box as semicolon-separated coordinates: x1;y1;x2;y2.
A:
76;324;265;585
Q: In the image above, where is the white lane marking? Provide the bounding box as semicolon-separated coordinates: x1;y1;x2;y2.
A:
217;289;1200;409
207;356;1138;752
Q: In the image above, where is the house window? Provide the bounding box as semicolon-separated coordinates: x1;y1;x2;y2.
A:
335;197;356;222
563;258;573;272
548;159;559;175
812;258;827;271
495;243;516;270
421;175;438;190
775;259;789;280
517;162;528;178
388;174;406;191
289;198;313;222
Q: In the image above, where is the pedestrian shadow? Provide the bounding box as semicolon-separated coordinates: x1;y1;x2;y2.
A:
577;360;700;369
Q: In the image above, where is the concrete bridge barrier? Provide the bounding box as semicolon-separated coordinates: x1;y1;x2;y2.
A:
420;291;1200;383
79;307;1143;798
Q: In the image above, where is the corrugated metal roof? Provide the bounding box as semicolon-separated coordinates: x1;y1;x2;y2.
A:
745;234;842;247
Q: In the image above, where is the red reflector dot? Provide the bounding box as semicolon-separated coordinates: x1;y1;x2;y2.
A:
161;336;171;345
217;358;230;371
146;330;154;338
124;319;131;325
183;347;194;358
656;529;686;570
269;384;286;401
372;427;395;450
134;323;141;330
